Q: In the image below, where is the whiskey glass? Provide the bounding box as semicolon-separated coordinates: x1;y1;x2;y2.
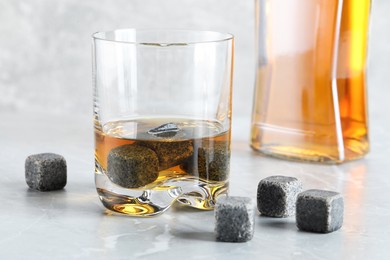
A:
92;29;234;216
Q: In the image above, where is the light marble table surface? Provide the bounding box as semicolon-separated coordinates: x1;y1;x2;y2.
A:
0;111;389;260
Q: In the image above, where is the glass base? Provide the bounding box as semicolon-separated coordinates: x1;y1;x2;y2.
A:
95;171;228;216
251;124;369;164
251;145;340;164
251;139;369;164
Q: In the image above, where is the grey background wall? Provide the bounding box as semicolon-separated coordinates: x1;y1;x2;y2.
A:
0;0;388;119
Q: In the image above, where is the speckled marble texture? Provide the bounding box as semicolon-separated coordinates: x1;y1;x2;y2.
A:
0;0;390;259
0;109;389;259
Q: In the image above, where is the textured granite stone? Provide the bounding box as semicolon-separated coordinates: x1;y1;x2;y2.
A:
215;196;255;242
137;140;193;171
257;176;303;217
107;144;159;188
147;122;180;138
296;189;344;233
25;153;67;191
183;140;230;181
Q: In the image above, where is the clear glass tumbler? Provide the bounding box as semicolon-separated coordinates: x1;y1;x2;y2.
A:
92;29;234;216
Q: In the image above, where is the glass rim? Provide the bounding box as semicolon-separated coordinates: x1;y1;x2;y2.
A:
92;28;234;46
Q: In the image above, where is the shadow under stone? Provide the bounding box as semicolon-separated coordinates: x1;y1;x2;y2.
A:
257;215;297;231
173;231;215;242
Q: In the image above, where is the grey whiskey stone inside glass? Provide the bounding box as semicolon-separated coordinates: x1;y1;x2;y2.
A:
215;196;255;242
296;189;344;233
136;139;193;171
147;122;180;138
107;144;159;188
183;140;230;181
25;153;67;191
257;176;303;217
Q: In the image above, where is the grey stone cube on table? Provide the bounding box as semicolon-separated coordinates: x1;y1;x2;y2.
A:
25;153;67;191
296;189;344;233
257;176;303;217
215;196;255;242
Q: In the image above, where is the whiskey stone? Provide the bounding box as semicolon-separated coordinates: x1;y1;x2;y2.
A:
137;140;193;171
257;176;303;217
184;141;230;181
25;153;67;191
296;189;344;233
215;196;255;242
147;122;180;138
107;144;159;188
